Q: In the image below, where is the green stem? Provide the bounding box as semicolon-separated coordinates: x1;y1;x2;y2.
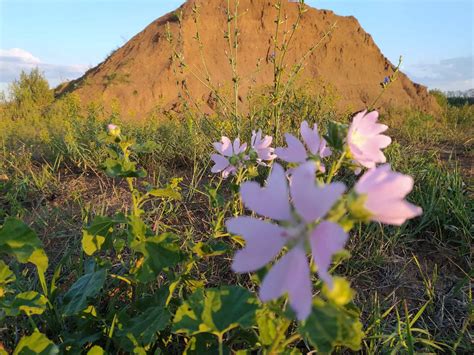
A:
326;151;347;183
369;56;403;111
126;177;140;217
27;315;38;331
280;333;302;348
272;0;283;140
235;167;246;186
217;333;224;355
268;318;291;353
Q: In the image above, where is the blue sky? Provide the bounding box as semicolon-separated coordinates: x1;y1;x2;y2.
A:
0;0;473;92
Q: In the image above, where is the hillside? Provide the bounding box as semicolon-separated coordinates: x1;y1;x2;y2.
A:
59;0;439;118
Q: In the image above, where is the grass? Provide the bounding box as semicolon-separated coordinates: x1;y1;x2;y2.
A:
1;70;473;352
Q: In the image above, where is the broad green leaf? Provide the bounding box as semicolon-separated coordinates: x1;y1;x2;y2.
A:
62;269;107;316
128;215;148;242
29;249;49;274
117;291;171;349
299;299;364;352
82;231;105;256
339;308;364;351
87;345;105;355
104;157;146;178
117;305;171;346
255;309;278;346
184;334;222;355
119;307;170;343
13;332;59;355
193;241;230;258
172;286;258;337
0;218;48;271
11;291;48;316
0;260;15;297
82;215;126;255
60;330;102;352
132;141;158;154
147;187;181;200
131;233;184;283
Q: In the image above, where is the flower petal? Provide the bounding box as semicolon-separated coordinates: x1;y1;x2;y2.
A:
365;200;422;225
319;139;332;158
355;165;422;225
259;245;312;321
300;121;321;156
222;165;237;179
275;133;308;163
348;110;392;169
213;136;233;156
240;163;292;221
211;154;230;173
310;221;348;287
227;217;287;273
290;163;346;222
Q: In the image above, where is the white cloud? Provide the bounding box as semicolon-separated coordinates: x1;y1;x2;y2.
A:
406;56;474;91
0;48;88;89
0;48;41;64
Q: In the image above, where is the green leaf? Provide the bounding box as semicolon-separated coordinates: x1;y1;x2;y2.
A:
0;260;15;297
131;233;184;283
255;309;278;346
193;241;230;258
147;187;181;200
117;291;171;348
60;330;102;352
86;345;105;355
133;141;158;154
172;286;258;337
299;299;364;352
11;291;48;316
184;334;221;355
82;231;105;256
13;332;59;355
128;215;148;242
82;215;126;255
62;269;107;316
104;157;146;178
0;218;48;272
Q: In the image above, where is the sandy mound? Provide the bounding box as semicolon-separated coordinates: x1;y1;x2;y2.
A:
60;0;439;118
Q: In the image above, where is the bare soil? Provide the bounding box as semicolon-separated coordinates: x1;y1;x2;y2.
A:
59;0;440;119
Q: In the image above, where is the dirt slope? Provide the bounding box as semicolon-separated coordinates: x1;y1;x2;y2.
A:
60;0;439;118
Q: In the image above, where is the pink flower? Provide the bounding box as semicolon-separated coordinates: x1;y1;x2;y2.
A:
347;110;391;169
355;164;422;225
251;129;276;162
211;137;247;178
107;124;120;137
226;163;347;320
275;121;331;171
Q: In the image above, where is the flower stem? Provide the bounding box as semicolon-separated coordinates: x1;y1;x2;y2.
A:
326;151;347;183
218;333;224;355
281;333;302;348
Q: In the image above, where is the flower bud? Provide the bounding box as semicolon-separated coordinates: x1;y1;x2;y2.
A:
248;149;258;161
229;155;240;166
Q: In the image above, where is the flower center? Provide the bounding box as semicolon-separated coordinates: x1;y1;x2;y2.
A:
282;219;313;250
351;129;367;147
